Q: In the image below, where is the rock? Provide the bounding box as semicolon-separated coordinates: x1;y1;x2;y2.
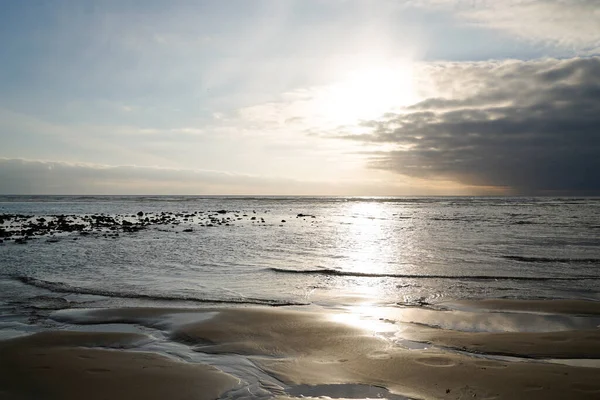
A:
281;220;286;223
137;211;144;217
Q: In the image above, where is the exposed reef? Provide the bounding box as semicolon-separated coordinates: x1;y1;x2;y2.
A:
0;209;320;244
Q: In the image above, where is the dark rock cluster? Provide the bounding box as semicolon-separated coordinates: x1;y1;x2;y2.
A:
296;213;316;218
0;213;144;243
0;210;319;244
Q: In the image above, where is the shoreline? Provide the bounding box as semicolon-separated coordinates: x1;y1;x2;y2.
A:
1;298;600;399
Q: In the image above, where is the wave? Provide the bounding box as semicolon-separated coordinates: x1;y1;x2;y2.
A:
14;276;305;307
268;267;599;281
503;256;600;264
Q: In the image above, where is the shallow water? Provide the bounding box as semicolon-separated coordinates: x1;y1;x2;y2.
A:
1;196;599;315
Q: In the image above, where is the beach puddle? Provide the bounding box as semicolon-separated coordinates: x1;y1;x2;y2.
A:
546;358;600;368
388;306;600;333
285;384;412;399
50;307;219;330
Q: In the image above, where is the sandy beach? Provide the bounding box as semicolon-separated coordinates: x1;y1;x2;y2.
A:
2;299;599;399
0;331;239;400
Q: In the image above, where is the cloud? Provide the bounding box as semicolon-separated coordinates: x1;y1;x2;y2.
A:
0;158;296;195
416;0;600;54
0;158;503;196
2;158;460;196
338;56;600;194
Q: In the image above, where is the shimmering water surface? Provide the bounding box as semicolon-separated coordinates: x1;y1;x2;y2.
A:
1;196;599;313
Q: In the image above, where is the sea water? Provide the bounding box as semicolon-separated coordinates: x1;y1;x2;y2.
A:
1;196;599;318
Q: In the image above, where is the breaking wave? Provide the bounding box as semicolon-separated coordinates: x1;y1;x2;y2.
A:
268;267;599;281
503;256;600;264
14;276;305;307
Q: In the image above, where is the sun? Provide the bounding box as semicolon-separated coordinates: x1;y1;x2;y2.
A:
318;63;418;126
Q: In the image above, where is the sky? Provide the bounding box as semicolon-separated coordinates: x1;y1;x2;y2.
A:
0;0;599;195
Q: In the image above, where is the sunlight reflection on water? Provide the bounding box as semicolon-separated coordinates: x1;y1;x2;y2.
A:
2;196;599;311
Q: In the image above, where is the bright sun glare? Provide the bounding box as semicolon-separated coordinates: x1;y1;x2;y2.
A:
318;64;418;125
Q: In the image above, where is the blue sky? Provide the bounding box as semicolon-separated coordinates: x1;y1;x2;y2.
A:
1;0;599;195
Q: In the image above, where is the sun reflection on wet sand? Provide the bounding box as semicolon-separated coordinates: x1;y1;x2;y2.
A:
329;303;399;335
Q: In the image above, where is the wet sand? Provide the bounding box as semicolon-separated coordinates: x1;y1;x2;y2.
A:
172;306;600;400
0;331;238;400
403;325;600;359
444;299;600;316
1;299;599;399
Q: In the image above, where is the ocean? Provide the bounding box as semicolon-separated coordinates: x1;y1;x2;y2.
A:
1;196;599;315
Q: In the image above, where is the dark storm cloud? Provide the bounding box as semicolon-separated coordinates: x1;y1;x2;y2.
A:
341;57;600;194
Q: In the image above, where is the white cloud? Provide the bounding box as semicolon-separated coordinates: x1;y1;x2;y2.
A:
415;0;600;54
